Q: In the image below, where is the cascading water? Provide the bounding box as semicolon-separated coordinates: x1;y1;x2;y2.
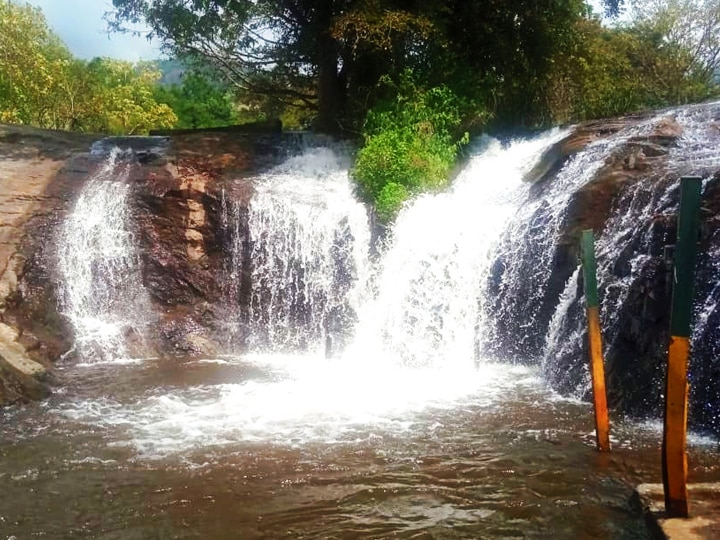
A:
57;147;151;362
243;146;371;354
5;115;720;538
484;115;671;363
540;102;720;427
348;132;569;367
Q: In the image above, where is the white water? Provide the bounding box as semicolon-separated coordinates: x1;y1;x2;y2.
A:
52;133;580;457
349;132;568;367
55;357;545;457
541;103;720;398
57;148;151;362
53;112;720;457
246;147;371;354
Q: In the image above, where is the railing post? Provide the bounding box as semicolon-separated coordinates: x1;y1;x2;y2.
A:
581;229;610;452
662;176;702;518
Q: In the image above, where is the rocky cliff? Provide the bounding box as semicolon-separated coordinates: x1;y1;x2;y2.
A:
486;103;720;435
0;123;283;406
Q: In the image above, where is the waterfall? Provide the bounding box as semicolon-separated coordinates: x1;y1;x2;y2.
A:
218;188;249;348
541;265;588;398
538;102;720;424
483;116;672;363
244;146;371;354
47;101;720;433
347;132;568;368
57;148;151;362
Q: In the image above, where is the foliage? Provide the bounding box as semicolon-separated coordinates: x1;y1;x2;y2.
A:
154;71;238;129
0;0;72;126
110;0;333;129
0;0;176;134
546;4;720;123
78;59;177;134
108;0;614;133
353;72;467;222
628;0;720;90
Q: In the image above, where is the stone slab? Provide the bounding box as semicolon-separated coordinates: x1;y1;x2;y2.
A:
634;483;720;539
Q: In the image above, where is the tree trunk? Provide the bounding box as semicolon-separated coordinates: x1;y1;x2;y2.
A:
313;0;343;134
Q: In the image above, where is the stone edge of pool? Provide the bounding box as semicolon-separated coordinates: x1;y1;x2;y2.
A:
632;483;720;539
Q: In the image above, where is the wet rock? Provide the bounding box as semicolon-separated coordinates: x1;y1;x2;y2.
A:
0;322;51;404
0;123;282;405
0;125;99;404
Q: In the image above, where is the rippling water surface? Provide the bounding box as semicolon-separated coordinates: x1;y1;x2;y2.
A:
2;356;719;538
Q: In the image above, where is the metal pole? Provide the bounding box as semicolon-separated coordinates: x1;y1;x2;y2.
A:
662;176;702;518
581;229;611;452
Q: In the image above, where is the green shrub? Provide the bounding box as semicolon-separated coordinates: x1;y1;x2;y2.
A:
352;71;468;223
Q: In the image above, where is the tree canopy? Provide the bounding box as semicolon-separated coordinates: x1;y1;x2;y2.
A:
0;0;177;134
4;0;719;219
107;0;720;220
110;0;630;133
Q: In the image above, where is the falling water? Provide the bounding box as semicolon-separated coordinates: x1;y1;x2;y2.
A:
245;146;371;354
484;116;671;363
6;114;720;538
541;265;588;398
218;188;249;347
348;132;568;367
57;148;151;361
540;102;720;421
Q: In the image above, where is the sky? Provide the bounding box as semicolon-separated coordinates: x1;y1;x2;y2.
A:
24;0;163;61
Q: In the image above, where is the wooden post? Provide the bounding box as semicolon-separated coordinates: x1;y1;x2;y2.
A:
662;176;702;518
581;229;611;452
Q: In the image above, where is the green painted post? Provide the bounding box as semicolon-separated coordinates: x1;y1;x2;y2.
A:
582;231;599;309
581;230;610;452
662;176;702;518
669;178;703;337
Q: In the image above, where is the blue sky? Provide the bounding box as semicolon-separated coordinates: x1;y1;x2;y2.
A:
24;0;163;61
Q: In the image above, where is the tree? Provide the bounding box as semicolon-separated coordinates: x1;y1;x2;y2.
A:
0;0;72;126
0;1;177;134
78;58;177;135
109;0;625;134
109;0;350;133
154;71;238;129
628;0;720;92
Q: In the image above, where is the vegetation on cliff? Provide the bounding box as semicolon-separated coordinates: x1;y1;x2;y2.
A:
353;74;469;221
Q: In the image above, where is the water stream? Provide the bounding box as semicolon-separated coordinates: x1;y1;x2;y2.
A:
56;148;153;362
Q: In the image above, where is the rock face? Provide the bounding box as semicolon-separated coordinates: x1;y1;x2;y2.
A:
487;103;720;436
0;123;283;405
127;131;281;357
0;125;101;404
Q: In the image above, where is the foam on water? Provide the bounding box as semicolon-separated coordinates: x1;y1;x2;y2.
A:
55;356;544;457
348;131;569;368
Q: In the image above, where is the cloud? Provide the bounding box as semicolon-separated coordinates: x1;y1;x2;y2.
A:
24;0;163;61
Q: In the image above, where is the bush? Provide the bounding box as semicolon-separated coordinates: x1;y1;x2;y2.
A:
353;72;468;222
